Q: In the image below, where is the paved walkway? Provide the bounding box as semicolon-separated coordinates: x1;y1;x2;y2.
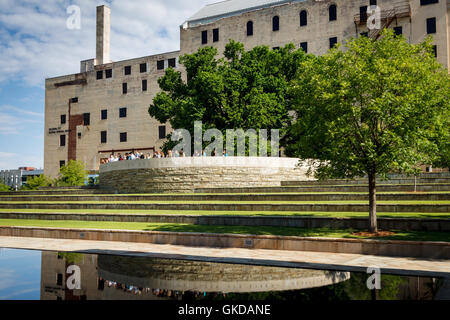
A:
0;236;449;277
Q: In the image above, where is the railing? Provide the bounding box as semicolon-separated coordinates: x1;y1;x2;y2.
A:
354;3;411;25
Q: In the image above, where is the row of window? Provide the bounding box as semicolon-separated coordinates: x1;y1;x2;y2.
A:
96;59;177;80
122;80;148;94
202;0;440;44
59;126;166;147
60;107;128;126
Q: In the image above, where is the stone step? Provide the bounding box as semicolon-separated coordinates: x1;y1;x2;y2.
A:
195;184;450;193
0;193;449;202
281;178;450;186
0;202;447;213
1;212;448;232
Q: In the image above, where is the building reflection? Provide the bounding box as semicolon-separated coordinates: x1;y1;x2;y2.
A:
40;251;350;300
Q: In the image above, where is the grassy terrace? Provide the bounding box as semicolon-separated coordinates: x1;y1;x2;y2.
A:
1;200;449;205
0;219;449;242
0;208;448;219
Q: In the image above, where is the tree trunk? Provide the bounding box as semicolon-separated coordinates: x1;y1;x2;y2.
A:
368;171;378;233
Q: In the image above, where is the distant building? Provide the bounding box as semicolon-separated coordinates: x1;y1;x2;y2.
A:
44;0;450;177
0;167;44;190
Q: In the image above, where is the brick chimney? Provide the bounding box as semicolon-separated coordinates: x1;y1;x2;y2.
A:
96;5;111;65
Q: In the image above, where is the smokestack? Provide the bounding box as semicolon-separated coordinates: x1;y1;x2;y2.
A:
96;5;111;65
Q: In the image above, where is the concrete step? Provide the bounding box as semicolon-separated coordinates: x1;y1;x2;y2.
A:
281;178;450;186
0;202;448;213
0;193;449;202
195;184;450;193
1;212;448;232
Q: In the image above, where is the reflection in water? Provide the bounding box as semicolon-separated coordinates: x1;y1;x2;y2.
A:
0;249;443;300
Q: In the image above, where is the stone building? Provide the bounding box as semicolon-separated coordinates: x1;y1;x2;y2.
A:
0;167;44;190
44;0;450;177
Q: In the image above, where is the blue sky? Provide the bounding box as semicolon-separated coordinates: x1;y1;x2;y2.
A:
0;0;212;170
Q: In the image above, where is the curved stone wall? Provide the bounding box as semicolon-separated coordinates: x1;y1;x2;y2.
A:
98;255;350;293
99;157;311;193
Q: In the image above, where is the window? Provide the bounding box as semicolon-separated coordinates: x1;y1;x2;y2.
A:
329;37;338;49
56;274;63;286
370;0;377;6
329;4;337;21
213;28;219;42
157;60;165;70
60;135;66;147
168;58;176;68
272;16;279;31
360;6;368;22
272;47;280;50
300;42;308;53
142;79;147;92
201;30;208;44
159;126;166;139
61;114;66;125
420;0;439;5
122;83;127;94
71;97;78;103
101;131;107;144
78;132;81;139
140;63;147;73
105;69;112;78
124;66;131;75
360;32;368;37
119;108;127;118
96;70;103;80
247;21;253;36
83;113;90;126
98;279;105;291
427;17;436;34
300;10;307;26
59;161;65;168
433;45;437;57
120;132;127;142
394;26;403;36
101;109;107;120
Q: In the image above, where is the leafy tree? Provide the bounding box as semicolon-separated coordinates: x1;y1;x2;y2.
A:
21;174;53;190
285;30;450;232
149;40;306;154
0;183;12;192
56;160;88;186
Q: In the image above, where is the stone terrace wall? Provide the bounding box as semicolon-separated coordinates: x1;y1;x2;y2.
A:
99;157;311;193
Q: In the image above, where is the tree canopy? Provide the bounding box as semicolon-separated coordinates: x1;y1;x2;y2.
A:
57;160;88;186
284;30;450;232
149;40;307;152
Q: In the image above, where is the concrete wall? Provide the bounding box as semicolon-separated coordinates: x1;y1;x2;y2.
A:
1;226;449;260
99;157;311;193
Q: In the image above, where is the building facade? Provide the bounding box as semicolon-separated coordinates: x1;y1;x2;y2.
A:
0;167;44;190
44;0;450;177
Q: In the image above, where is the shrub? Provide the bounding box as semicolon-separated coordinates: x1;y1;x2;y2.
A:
56;160;88;186
0;183;12;192
21;175;53;190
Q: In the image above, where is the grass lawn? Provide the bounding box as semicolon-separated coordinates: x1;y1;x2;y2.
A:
0;200;449;205
0;219;449;242
0;208;448;219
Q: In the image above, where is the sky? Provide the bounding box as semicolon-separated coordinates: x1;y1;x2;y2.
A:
0;0;213;170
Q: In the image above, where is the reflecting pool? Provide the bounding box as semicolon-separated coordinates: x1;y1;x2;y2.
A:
0;248;444;300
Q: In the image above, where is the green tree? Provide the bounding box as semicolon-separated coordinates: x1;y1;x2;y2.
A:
285;30;450;232
149;40;306;153
57;160;88;186
0;183;12;192
21;174;53;190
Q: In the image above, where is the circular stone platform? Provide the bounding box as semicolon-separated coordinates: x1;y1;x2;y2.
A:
99;157;311;193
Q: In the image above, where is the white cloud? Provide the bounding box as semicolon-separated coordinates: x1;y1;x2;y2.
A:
0;0;213;87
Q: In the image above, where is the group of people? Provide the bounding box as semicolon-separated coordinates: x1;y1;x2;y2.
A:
101;149;230;164
101;277;228;300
